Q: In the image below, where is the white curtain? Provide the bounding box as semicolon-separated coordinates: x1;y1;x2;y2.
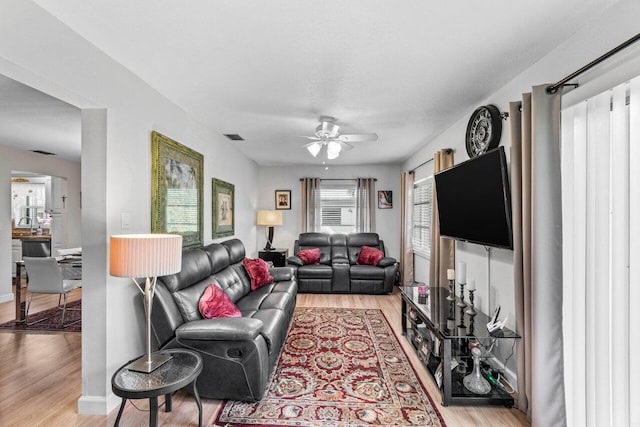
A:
356;178;375;232
300;178;320;232
510;85;565;426
400;172;414;285
561;77;640;427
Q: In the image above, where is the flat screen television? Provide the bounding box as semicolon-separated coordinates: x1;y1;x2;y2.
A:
434;146;513;249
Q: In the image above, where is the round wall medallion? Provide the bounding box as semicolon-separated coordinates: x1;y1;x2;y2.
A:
465;105;502;158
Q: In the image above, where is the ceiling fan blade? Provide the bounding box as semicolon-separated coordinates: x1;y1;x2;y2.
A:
299;135;321;140
301;141;321;148
338;141;354;151
337;133;378;143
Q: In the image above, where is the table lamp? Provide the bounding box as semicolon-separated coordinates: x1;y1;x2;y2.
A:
257;210;282;251
110;234;182;373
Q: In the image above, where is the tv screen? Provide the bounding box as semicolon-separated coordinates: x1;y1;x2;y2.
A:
434;146;513;249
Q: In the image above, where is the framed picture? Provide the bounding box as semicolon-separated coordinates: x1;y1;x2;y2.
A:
275;190;291;210
151;131;203;248
212;178;234;238
378;190;393;209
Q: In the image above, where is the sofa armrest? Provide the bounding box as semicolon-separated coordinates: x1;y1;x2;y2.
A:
270;266;294;281
377;257;397;268
332;255;350;264
287;255;304;266
176;317;264;341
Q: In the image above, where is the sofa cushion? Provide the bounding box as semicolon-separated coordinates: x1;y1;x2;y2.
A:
243;258;274;290
297;264;333;279
357;245;384;265
298;248;320;264
161;248;212;293
198;283;242;319
350;264;386;280
247;308;286;354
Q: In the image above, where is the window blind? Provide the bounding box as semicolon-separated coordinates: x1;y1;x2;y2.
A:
412;165;432;257
319;180;357;234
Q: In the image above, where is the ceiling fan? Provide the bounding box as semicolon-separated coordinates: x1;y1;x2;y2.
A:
301;117;378;160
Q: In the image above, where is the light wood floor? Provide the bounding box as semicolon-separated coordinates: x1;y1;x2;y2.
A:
0;286;530;426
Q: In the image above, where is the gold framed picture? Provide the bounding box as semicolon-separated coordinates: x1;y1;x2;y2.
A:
212;178;234;238
151;131;203;248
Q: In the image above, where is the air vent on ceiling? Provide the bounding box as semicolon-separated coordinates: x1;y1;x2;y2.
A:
31;150;57;156
224;134;244;141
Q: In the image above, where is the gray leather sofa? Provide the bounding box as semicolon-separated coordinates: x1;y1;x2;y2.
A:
150;238;297;401
287;232;396;294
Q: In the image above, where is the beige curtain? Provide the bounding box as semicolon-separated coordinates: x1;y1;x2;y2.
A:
399;171;414;285
356;178;376;232
428;149;454;288
510;85;565;426
300;178;320;232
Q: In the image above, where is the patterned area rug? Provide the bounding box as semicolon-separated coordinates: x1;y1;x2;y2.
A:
0;300;81;332
216;307;445;426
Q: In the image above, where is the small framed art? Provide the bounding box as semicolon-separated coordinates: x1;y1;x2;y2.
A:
378;190;392;209
275;190;291;210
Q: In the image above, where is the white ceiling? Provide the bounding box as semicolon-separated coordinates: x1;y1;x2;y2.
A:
2;0;618;166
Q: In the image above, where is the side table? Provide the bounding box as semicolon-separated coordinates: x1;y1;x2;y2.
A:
258;248;289;267
111;348;203;427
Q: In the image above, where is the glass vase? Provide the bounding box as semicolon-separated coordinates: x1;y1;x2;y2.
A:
463;355;491;394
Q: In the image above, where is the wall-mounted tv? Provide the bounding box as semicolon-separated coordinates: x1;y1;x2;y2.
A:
434;146;513;250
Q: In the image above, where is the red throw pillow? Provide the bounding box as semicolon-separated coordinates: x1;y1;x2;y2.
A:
297;248;321;265
198;283;242;319
243;257;275;290
357;245;384;266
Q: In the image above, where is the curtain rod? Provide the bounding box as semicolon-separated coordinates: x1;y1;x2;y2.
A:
547;32;640;94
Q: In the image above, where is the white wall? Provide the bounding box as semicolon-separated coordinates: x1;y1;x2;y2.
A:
0;0;259;415
402;0;640;381
258;164;401;259
0;146;81;303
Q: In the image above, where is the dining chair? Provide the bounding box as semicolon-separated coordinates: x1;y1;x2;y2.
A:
23;256;82;327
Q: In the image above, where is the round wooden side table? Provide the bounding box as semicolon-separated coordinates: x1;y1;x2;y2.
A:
111;348;203;427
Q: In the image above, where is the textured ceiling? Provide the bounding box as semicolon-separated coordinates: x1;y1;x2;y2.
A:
2;0;620;165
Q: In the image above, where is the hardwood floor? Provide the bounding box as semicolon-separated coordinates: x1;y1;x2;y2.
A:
0;286;530;426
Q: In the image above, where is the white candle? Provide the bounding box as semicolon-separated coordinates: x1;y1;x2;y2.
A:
468;279;476;291
447;268;455;280
457;261;466;284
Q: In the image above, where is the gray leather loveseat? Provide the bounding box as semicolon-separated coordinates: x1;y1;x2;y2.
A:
150;238;297;401
287;232;396;294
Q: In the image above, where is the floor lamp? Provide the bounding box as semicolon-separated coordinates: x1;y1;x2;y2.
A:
257;210;282;251
110;234;182;373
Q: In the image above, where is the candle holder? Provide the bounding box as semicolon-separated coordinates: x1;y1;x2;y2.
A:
457;282;467;308
465;289;477;316
447;279;455;301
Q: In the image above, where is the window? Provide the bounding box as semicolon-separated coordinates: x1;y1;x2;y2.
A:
412;166;432;257
319;179;357;234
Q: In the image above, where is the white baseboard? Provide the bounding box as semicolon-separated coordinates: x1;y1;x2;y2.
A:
0;293;14;304
77;394;120;415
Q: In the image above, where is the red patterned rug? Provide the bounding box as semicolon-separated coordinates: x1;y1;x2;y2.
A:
215;307;445;426
0;300;81;333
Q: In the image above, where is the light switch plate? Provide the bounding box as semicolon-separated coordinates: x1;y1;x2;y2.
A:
121;212;131;231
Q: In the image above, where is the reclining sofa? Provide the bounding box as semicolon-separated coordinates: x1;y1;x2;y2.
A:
287;232;396;294
150;238;297;401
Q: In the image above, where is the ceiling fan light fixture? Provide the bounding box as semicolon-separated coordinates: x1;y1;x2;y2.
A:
316;122;339;138
327;141;341;159
307;142;322;157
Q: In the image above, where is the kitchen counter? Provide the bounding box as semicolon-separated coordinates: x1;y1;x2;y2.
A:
12;231;51;240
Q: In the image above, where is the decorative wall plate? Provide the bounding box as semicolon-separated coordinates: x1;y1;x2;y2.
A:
465;105;502;158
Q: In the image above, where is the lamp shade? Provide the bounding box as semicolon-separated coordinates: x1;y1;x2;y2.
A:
110;234;182;278
257;210;283;226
